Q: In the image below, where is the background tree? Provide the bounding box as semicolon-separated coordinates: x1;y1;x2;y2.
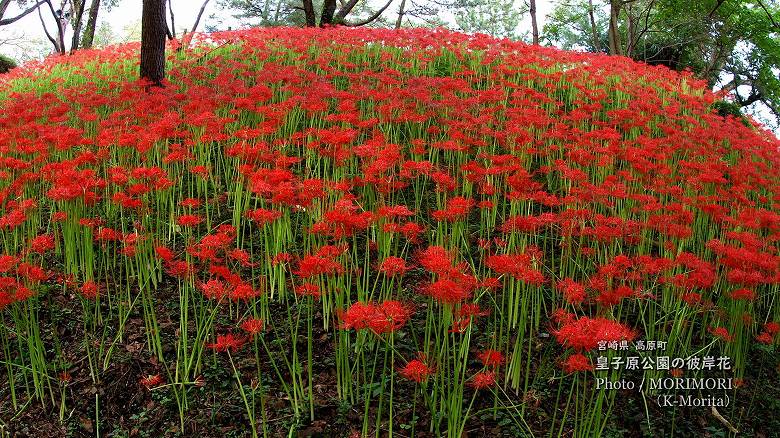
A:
453;0;524;38
545;0;780;129
216;0;395;27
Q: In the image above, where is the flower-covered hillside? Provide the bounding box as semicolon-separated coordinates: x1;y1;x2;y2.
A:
0;27;779;437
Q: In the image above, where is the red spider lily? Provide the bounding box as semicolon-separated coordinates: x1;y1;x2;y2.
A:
399;357;433;383
154;246;175;261
595;285;636;307
0;255;17;273
17;263;47;283
30;234;56;253
417;246;454;275
180;198;202;208
451;303;490;333
200;279;229;300
311;198;374;239
165;259;194;278
478;349;505;368
296;282;321;298
140;374;164;389
432;196;474;222
556;278;586;305
177;214;203;227
379;256;409;276
208;333;246;353
710;326;733;342
296;254;344;278
228;248;255;267
1;25;780;434
245;208;282;226
340;302;379;331
729;288;755;301
470;371;496;389
485;253;546;285
553;315;637;351
377;204;415;218
190;165;209;178
80;281;99;300
426;277;473;305
241;318;265;336
229;283;261;301
272;252;292;266
340;300;412;334
562;353;593;373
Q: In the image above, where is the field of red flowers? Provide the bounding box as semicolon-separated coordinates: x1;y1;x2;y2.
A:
0;27;779;437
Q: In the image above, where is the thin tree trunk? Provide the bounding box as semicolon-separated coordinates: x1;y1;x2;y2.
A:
81;0;101;48
529;0;539;45
37;3;59;51
190;0;210;34
47;0;66;54
608;0;622;55
140;0;166;86
181;0;210;49
588;0;601;52
168;0;175;38
625;4;636;57
395;0;405;29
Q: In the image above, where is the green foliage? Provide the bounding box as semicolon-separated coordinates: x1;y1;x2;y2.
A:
0;54;16;73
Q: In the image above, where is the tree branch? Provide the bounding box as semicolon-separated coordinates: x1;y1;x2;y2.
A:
756;0;780;30
0;0;49;25
345;0;393;26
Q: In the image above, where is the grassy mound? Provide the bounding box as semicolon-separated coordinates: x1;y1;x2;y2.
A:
0;27;779;437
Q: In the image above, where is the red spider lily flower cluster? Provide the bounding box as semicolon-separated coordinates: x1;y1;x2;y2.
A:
399;355;434;383
208;334;246;353
553;310;637;351
340;301;413;334
140;374;164;389
470;371;496;390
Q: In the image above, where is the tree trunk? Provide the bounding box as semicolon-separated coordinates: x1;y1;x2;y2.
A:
81;0;101;48
529;0;539;45
608;0;622;55
395;0;405;29
140;0;166;86
70;0;86;51
588;0;600;52
302;0;316;26
320;0;336;26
